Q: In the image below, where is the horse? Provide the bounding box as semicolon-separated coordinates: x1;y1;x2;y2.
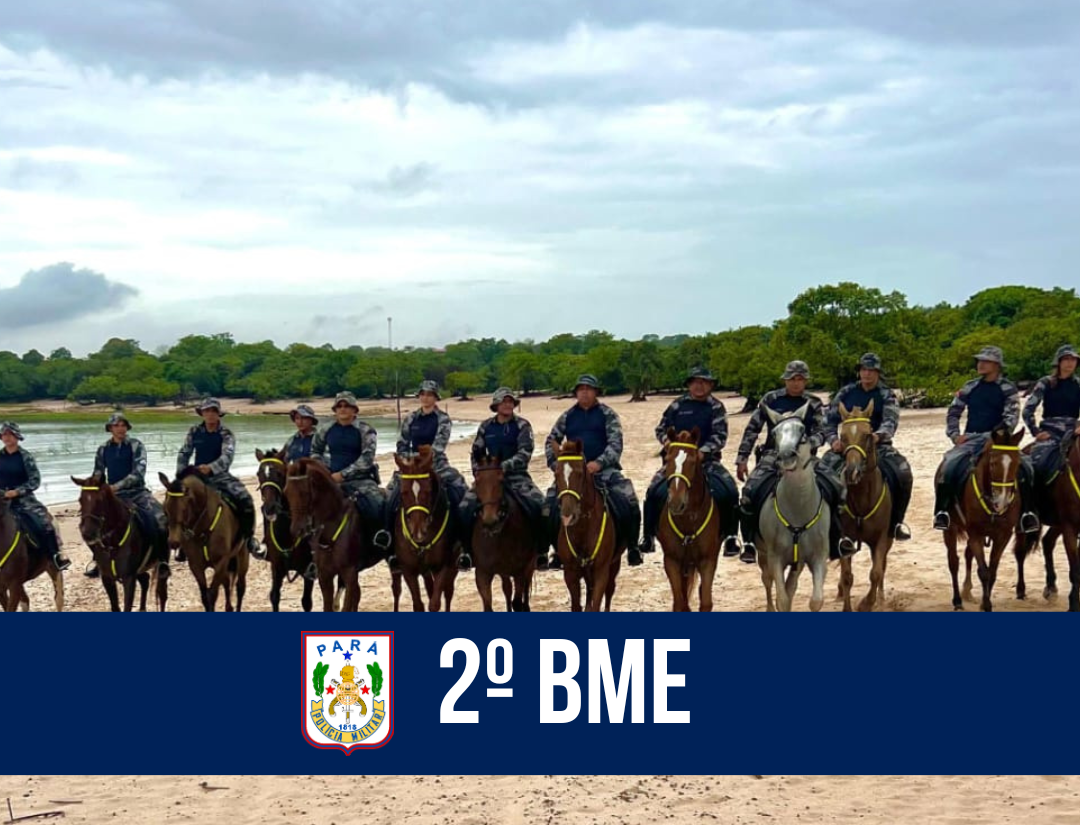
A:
834;402;894;612
553;439;623;612
71;477;167;612
282;458;370;612
937;427;1025;612
656;427;721;612
755;403;831;612
158;470;248;612
255;449;315;612
391;446;460;612
470;456;536;612
1021;432;1080;611
0;498;64;612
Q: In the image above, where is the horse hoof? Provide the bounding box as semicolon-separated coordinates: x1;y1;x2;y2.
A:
1044;587;1058;601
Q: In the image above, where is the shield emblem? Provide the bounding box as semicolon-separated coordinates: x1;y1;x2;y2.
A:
302;632;394;752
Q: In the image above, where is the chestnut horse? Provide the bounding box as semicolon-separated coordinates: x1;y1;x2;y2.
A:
937;428;1025;611
553;439;623;612
71;477;167;612
159;470;248;612
656;427;720;612
1023;432;1080;611
835;402;894;612
471;456;536;612
255;449;315;612
0;499;64;612
392;447;460;612
282;458;365;612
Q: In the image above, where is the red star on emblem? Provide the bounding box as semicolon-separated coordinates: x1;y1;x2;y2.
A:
361;685;371;695
326;687;335;695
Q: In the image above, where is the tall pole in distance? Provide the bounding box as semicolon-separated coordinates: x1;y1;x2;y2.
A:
389;317;401;426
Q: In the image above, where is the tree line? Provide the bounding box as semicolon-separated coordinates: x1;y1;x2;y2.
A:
1;283;1076;409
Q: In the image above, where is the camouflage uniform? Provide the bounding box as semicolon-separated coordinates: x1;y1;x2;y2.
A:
90;415;169;571
933;347;1037;532
544;374;642;564
461;388;547;562
282;404;320;462
0;422;70;569
821;353;914;536
175;399;261;555
1023;345;1080;485
735;361;850;559
641;368;739;555
310;393;389;550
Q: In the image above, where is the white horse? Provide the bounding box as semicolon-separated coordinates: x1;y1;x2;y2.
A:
757;403;831;612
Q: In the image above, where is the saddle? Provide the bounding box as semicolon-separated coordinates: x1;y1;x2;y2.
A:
1033;432;1074;486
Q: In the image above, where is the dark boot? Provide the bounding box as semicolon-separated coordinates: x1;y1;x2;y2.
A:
638;487;660;555
933;482;952;531
625;502;643;566
42;531;70;572
545;501;562;571
154;530;171;580
237;499;266;560
1019;465;1040;533
829;510;858;561
738;504;757;564
85;559;100;578
892;464;914;541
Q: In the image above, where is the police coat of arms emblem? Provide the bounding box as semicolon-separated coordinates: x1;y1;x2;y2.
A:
302;632;394;752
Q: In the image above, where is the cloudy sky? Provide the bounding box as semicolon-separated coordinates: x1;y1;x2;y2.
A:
1;1;1078;356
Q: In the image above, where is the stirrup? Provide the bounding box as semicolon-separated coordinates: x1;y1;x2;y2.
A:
1021;512;1040;534
84;560;100;578
303;562;318;581
722;535;741;557
457;552;473;572
627;546;643;567
637;537;655;555
53;554;71;572
387;555;400;571
739;543;757;564
837;537;858;559
536;553;549;571
157;562;171;580
933;512;950;531
893;523;912;541
547;553;562;571
373;529;392;550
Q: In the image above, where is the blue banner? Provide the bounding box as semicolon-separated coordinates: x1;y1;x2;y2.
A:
3;613;1073;774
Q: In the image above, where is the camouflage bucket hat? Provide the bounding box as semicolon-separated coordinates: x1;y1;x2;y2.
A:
417;380;441;400
490;387;520;412
0;421;24;441
574;374;601;392
332;392;359;411
973;346;1005;367
857;352;883;373
685;366;717;386
195;398;225;416
1053;344;1079;366
290;404;320;423
105;413;133;432
781;360;810;380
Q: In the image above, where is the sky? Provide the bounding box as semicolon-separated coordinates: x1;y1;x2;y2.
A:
1;1;1078;356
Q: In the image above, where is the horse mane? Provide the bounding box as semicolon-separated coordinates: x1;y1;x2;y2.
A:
293;458;342;500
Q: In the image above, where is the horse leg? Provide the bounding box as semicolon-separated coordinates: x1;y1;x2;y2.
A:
235;552;248;612
605;554;620;612
422;570;435;600
404;570;426;612
121;575;136;612
1044;527;1061;600
759;555;775;612
838;556;854;613
444;565;458;612
970;534;992;612
783;559;801;607
11;582;28;612
698;555;718;613
391;568;403;612
156;568;168;612
1015;528;1030;600
858;537;888;612
301;575;314;613
344;573;360;612
588;560;611;613
269;558;284;612
945;527;963;610
962;542;976;604
663;552;687;612
565;567;583;612
318;565;336;612
428;567;447;613
1061;526;1080;613
808;557;827;613
137;572;150;612
102;572;121;613
502;575;514;612
476;568;495;612
773;556;793;613
189;555;212;611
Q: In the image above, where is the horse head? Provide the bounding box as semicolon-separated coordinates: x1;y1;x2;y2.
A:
282;458;325;541
256;448;288;522
982;428;1025;515
71;475;113;546
473;454;507;530
839;400;876;485
555;439;588;527
395;446;444;546
664;427;703;516
158;469;207;551
767;402;811;473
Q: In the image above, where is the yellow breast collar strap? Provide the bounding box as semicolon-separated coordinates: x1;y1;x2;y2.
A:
563;507;608;562
773;496;824;564
0;531;21;570
667;497;714;543
401;505;449;551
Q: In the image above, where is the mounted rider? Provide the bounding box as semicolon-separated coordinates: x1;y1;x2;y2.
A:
282;404;319;462
461;387;547;570
544;374;643;570
735;360;856;564
385;380;469;570
307;391;391;580
933;346;1039;533
84;413;171;580
1022;344;1080;495
0;421;71;572
639;367;741;558
822;353;914;542
175;398;265;560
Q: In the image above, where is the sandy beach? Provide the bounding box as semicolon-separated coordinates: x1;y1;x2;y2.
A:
2;775;1077;824
16;392;1063;612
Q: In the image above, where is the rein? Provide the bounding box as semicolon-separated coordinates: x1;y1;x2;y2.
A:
971;444;1020;518
772;495;824;565
664;442;714;546
400;472;450;553
556;454;608;563
167;486;223;561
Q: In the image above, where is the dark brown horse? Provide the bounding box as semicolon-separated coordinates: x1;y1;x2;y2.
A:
1022;433;1080;611
835;402;894;612
392;447;459;612
553;439;623;612
255;449;315;612
0;499;64;612
159;470;248;612
656;427;720;612
938;428;1025;611
471;457;535;612
282;458;365;612
71;477;166;612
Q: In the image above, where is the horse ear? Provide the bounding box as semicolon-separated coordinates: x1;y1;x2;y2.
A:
690;426;701;443
864;399;875;420
838;402;850;421
158;472;172;489
71;476;84;487
764;406;781;427
796;402;811;422
666;426;676;442
394;453;406;470
256;448;265;461
1010;428;1024;447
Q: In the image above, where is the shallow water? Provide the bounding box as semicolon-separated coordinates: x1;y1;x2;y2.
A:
14;415;472;506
